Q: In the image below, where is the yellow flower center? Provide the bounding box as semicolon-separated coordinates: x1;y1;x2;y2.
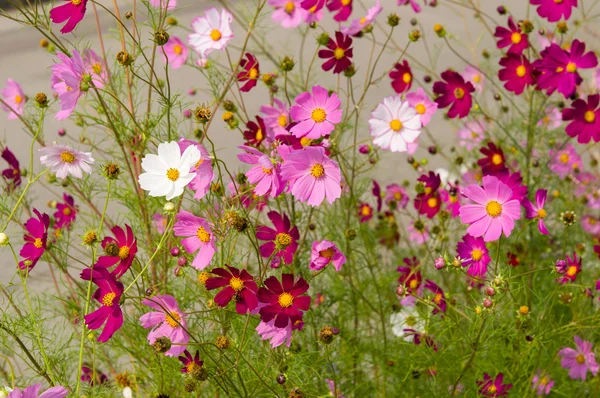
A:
409;279;419;289
166;168;180;181
585;110;596;123
311;108;327;123
63;207;72;216
511;32;522;44
310;163;325;178
540;376;549;385
275;233;292;247
333;47;345;60
394;192;403;200
516;65;527;77
92;63;102;74
278;115;287;127
118;245;130;260
14;95;23;104
198;272;210;285
165;311;181;328
427;197;438;208
566;265;578;276
319;247;335;259
405;315;416;327
284;1;295;13
102;292;116;307
186;362;198;374
471;249;483;261
255;128;263;141
359;17;367;25
576;353;585;364
33;238;43;249
555;0;564;3
537;209;547;218
341;0;351;5
491;154;503;165
566;62;577;73
402;72;412;84
195;159;205;168
485;200;502;217
262;167;273;174
415;103;426;114
389;119;403;132
173;44;183;55
210;29;222;41
66;86;73;91
487;385;497;394
196;226;211;243
248;68;259;79
60;151;75;163
278;292;294;308
433;293;443;304
71;0;82;5
473;75;481;83
300;137;312;146
361;205;371;216
453;87;465;99
559;153;569;163
229;276;245;291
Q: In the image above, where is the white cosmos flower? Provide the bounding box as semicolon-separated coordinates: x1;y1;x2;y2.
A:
138;141;200;200
123;386;133;398
390;306;425;341
368;95;422;153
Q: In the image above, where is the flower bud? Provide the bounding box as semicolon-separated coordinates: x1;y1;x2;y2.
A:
35;92;48;107
125;11;133;19
153;336;172;353
433;24;446;37
163;201;176;212
345;229;356;240
485;286;495;297
280;56;295;72
319;326;334;344
170;247;180;257
0;232;8;247
177;256;187;267
483;298;493;308
387;13;400;27
518;305;529;316
434;256;446;270
557;21;568;34
154;30;169;46
167;17;177;26
103;163;121;180
82;231;98;246
343;64;356;78
316;33;330;46
58;128;66;136
408;29;421;42
184;377;197;392
276;374;286;385
497;6;506;15
116;51;134;66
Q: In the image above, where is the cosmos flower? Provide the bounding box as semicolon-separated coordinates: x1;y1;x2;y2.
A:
300;0;326;12
530;0;578;22
478;142;508;177
327;0;352;21
498;171;528;202
177;139;214;200
18;209;50;272
49;0;88;34
83;225;137;280
406;88;437;127
1;79;25;120
256;317;302;348
243;115;268;146
289;85;342;139
188;8;233;58
237;53;260;92
260;98;290;137
476;373;512;397
549;143;581;178
39;143;94;179
257;273;311;328
414;172;442;219
456;234;490;277
385;184;409;209
51;50;89;120
341;0;382;36
523;189;549;235
309;240;346;271
1;147;21;189
238;145;284;198
54;193;77;229
408;221;430;244
269;0;307;28
6;384;68;398
537;106;562;130
457;120;486;150
397;256;422;295
256;211;299;265
498;54;536;95
83;268;124;343
494;17;528;54
149;0;176;10
562;94;600;144
424;280;446;314
205;265;258;314
174;210;216;270
162;36;189;69
80;364;108;386
369;96;421;152
140;294;189;357
178;350;204;375
358;202;374;223
390;306;425;340
531;370;554;396
83;49;107;89
397;0;425;12
318;31;353;74
462;65;485;93
138;141;200;200
559;335;599;380
389;60;413;93
433;70;475;119
555;252;581;284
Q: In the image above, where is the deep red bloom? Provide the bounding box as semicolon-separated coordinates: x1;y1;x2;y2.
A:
358;202;374;223
498;54;536;95
397;256;422;294
83;268;124;343
243;116;267;147
507;252;520;267
414;172;442;219
562;94;600;144
178;350;204;374
403;328;438;351
477;373;512;397
256;211;299;265
237;53;260;92
477;142;508;177
205;265;258;314
389;60;413;93
49;0;88;34
257;273;311;328
54;193;77;229
494;17;528;55
530;0;578;22
533;40;597;98
372;180;382;212
318;31;353;74
424;280;446;314
1;147;21;190
82;225;137;280
18;209;50;272
327;0;352;21
433;70;475;118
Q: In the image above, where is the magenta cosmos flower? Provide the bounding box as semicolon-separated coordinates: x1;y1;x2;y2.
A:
256;211;299;265
559;335;599;380
494;17;528;55
459;175;521;242
477;373;512;397
2;147;21;189
397;256;422;295
318;31;353;74
289;85;342;139
358;202;374;223
424;280;446;314
19;209;50;272
341;0;382;36
269;0;307;28
385;183;409;209
533;40;597;98
280;146;342;206
51;49;89;120
389;60;413;94
327;0;352;21
433;70;475;119
39;143;94;179
54;193;77;229
549;143;581;178
257;273;311;328
406;88;437;127
398;0;425;13
562;94;600;144
300;0;325;12
205;265;258;314
555;252;581;284
531;0;578;22
414;171;441;219
498;54;536;95
50;0;88;34
243;115;268;147
478;142;508;177
177;139;214;200
163;36;188;69
173;210;216;270
1;79;25;120
188;8;233;58
238;145;284;198
85;224;137;279
7;384;69;398
523;189;549;235
83;269;123;343
237;53;260;92
531;370;554;396
140;294;189;356
310;240;346;271
456;234;491;277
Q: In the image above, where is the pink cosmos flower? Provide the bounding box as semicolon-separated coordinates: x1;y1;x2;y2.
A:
523;189;549;235
289;85;342;139
260;98;289;137
2;147;21;190
163;36;188;69
1;79;25;120
531;0;578;22
385;184;409;209
205;266;258;314
51;50;88;120
173;210;216;270
531;370;554;396
188;8;233;58
177;139;214;200
256;211;299;265
83;269;124;343
269;0;307;28
309;240;346;271
256;317;303;348
238;145;284;198
152;212;168;234
7;383;69;398
498;54;536;95
280;146;342;206
559;335;599;380
456;234;490;277
462;65;485;93
476;373;512;397
459;175;521;242
582;215;600;235
140;294;189;357
533;40;597;98
341;0;382;36
149;0;176;10
549;144;581;178
433;70;475;119
19;209;50;272
457;120;485;150
326;378;345;398
327;0;352;21
83;49;107;89
50;0;88;34
39;143;94;179
54;193;77;229
562;94;600;144
494;17;528;55
406;88;437;127
408;221;430;244
537;106;562;129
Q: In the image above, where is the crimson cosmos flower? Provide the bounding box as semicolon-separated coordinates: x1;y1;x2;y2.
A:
54;193;77;229
19;209;50;272
178;350;204;374
1;147;21;190
389;60;413;93
413;171;441;219
477;142;508;177
82;225;137;280
358;202;374;223
397;256;422;294
424;280;446;315
83;268;124;343
257;273;311;328
433;70;475;118
498;54;536;95
256;211;299;265
237;53;260;92
494;17;528;55
318;31;353;74
477;373;512;397
205;265;258;314
243;115;267;147
562;94;600;144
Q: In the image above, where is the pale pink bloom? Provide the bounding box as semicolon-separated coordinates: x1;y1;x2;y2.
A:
238;145;284;198
369;95;421;152
269;0;308;28
549;144;581;179
310;240;346;271
406;88;437;126
303;5;324;23
462;65;485;93
173;210;216;270
51;49;88;120
559;335;599;380
256;319;293;348
260;98;290;137
408;221;430;244
290;85;342;139
140;294;189;357
188;8;233;58
7;384;68;398
457;120;486;150
162;36;188;69
152;212;167;234
83;49;107;89
39;143;94;179
1;79;26;120
177;139;214;200
341;0;382;36
149;0;176;10
537;107;562;129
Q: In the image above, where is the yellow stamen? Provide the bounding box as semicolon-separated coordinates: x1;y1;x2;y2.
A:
361;205;371;216
491;154;503;165
311;108;327;123
284;1;295;13
275;233;292;247
60;151;75;163
559;153;569;163
566;62;577;73
248;68;259;79
409;279;418;289
63;208;72;216
33;238;43;249
310;164;325;178
196;226;211;243
402;72;412;84
427;197;438;208
454;87;465;99
537;209;547;218
255;128;263;141
585;110;596;123
71;0;82;5
14;95;23;104
173;44;183;55
516;65;527;77
485;201;502;217
566;265;578;277
102;292;116;307
487;385;497;394
262;167;273;174
118;246;130;260
471;249;483;261
333;48;345;60
576;354;585;364
389;119;403;132
229;276;244;291
319;247;335;259
415;103;426;114
473;75;481;83
210;29;222;41
278;115;287;127
278;292;294;308
166;168;180;181
165;311;181;328
510;32;522;44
